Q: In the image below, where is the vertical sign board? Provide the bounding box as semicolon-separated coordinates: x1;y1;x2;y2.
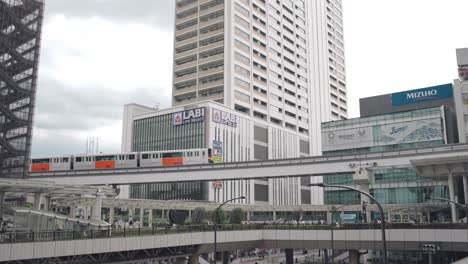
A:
212;140;223;163
391;84;453;107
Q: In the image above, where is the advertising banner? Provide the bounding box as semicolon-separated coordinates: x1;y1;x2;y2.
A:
391;84;453;106
375;118;443;145
173;107;205;126
322;127;373;151
212;140;223;163
213;109;240;128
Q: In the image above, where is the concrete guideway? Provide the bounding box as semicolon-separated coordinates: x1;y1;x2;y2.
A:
29;144;468;185
1;224;468;263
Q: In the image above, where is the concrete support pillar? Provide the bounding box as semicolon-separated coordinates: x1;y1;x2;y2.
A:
83;206;90;220
399;213;404;223
246;211;251;222
148;209;153;227
43;196;50;212
222;251;230;264
387;211;392;223
419;212;424;223
93;194;103;221
327;210;332;224
109;207;114;225
349;250;360;264
188;210;192;220
448;173;458;222
0;192;4;220
128;207;134;221
285;248;294;264
139;208;144;227
33;193;41;210
463;174;468;204
189;254;199;264
273;211;277;221
69;206;76;218
426;210;431;223
161;209;165;219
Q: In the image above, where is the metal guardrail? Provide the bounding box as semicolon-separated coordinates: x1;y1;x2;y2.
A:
29;144;468;178
1;223;467;244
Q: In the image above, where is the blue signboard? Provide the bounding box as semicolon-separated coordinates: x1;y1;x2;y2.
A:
391;84;453;107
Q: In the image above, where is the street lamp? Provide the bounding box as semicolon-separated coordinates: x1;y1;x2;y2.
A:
309;183;388;264
213;196;246;264
329;204;353;264
430;197;468;223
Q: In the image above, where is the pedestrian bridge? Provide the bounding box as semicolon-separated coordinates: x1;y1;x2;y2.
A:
1;224;467;263
28;144;468;185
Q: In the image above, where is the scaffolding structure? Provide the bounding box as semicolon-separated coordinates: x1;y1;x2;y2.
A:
0;0;45;178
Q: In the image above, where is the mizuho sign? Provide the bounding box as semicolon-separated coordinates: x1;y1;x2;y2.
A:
173;107;205;126
391;84;453;107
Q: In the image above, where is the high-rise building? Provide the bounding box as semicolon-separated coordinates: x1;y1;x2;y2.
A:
0;0;45;178
121;0;348;205
454;48;468;143
172;0;347;148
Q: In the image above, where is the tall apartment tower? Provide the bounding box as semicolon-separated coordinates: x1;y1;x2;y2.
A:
172;0;347;154
0;0;45;178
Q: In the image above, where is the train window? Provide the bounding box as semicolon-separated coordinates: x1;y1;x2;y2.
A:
32;158;50;164
155;154;159;158
202;151;205;156
162;152;182;158
76;157;82;162
96;156;115;161
63;158;69;162
142;154;149;159
129;155;135;160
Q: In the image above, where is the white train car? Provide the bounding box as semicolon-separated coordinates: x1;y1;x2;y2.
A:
73;153;138;170
30;156;72;172
139;148;212;167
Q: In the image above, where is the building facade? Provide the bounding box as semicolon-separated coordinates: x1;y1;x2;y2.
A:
0;0;45;178
320;84;460;223
121;101;318;205
454;48;468;143
173;0;347;155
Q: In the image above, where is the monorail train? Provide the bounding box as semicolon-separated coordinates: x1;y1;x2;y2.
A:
30;148;213;172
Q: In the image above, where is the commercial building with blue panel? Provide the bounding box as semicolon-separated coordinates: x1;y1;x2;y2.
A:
321;84;459;223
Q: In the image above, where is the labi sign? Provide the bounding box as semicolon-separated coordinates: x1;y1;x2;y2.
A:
391;84;453;107
173;107;205;126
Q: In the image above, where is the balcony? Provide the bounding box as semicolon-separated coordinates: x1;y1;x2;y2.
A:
199;53;224;65
173;85;198;96
176;35;199;48
174;72;198;84
175;48;198;60
175;60;198;72
176;24;198;36
199;16;224;29
198;93;224;102
176;12;198;25
200;4;224;17
198;79;224;90
198;66;224;77
199;28;224;41
253;53;266;63
176;1;198;14
199;40;224;52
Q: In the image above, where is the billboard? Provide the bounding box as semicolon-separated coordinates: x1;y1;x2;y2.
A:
173;107;205;126
375;118;444;145
391;84;453;107
212;140;223;163
322;127;373;151
212;109;240;128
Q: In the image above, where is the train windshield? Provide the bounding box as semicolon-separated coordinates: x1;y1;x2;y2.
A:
162;152;182;158
32;158;50;164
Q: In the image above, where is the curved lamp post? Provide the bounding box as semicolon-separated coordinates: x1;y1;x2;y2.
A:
329;204;353;264
430;197;468;224
309;183;388;264
213;196;246;263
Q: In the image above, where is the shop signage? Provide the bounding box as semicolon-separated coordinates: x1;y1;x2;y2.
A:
213;109;240;128
212;140;223;163
322;127;373;151
391;84;453;106
173;107;205;126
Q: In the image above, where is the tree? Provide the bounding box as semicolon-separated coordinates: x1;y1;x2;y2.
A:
230;208;244;224
211;208;226;224
192;207;208;224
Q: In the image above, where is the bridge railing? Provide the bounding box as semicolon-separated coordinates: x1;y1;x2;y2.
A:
0;223;466;244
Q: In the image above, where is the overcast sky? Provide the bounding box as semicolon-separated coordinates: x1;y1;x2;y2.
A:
31;0;468;157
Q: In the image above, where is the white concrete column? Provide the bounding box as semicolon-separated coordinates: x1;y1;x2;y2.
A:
463;174;468;204
273;211;277;221
327;210;332;224
148;209;153;227
188;210;192;219
426;211;431;223
387;211;392;223
33;193;42;210
128;207;134;221
139;208;144;227
69;206;76;218
43;196;50;212
83;206;90;220
161;209;164;219
448;173;458;222
246;211;251;222
109;207;115;225
0;192;4;220
93;194;103;221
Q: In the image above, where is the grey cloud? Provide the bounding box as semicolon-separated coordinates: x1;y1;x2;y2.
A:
44;0;175;30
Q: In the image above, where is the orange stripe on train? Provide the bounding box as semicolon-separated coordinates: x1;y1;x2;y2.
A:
162;157;184;166
31;164;50;172
95;161;116;169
